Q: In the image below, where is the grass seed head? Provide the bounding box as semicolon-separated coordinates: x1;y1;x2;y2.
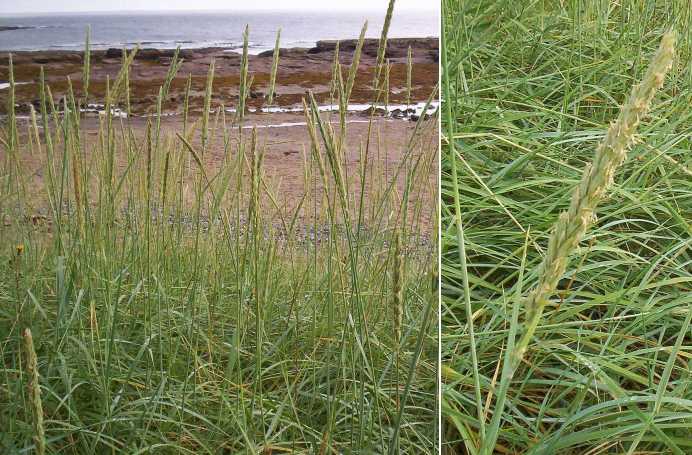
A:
526;31;676;320
23;328;46;455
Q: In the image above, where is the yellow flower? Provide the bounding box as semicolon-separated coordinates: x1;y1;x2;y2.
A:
16;244;24;255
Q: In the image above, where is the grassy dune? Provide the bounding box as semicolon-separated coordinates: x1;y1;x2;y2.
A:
442;0;690;453
0;6;439;454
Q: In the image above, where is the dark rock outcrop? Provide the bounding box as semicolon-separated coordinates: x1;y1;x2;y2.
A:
259;47;308;58
0;26;35;32
104;48;195;61
310;37;438;61
33;52;83;64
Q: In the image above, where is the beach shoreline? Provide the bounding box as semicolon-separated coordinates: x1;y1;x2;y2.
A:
0;37;438;116
1;37;438;232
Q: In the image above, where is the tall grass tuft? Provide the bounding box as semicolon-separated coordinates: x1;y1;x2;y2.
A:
0;6;438;453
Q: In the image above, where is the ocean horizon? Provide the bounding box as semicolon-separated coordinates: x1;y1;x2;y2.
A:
0;9;438;53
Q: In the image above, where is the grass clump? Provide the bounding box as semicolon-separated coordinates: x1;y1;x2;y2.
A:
0;3;439;453
442;1;691;454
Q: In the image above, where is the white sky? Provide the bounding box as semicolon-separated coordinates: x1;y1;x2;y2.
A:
1;0;437;14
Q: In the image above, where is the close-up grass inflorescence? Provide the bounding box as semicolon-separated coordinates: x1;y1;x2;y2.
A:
442;0;691;453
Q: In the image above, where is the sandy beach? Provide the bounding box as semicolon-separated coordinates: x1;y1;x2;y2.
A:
1;38;438;233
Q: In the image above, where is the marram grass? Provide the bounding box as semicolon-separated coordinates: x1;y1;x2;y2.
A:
0;2;439;453
442;1;691;454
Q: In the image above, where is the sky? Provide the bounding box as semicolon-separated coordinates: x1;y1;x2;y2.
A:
1;0;436;14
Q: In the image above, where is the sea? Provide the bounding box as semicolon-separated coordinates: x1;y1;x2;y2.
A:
0;9;438;53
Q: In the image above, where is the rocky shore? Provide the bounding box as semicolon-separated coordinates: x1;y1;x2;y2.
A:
0;37;438;116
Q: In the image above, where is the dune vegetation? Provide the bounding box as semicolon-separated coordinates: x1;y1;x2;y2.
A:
0;3;439;453
441;0;691;453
